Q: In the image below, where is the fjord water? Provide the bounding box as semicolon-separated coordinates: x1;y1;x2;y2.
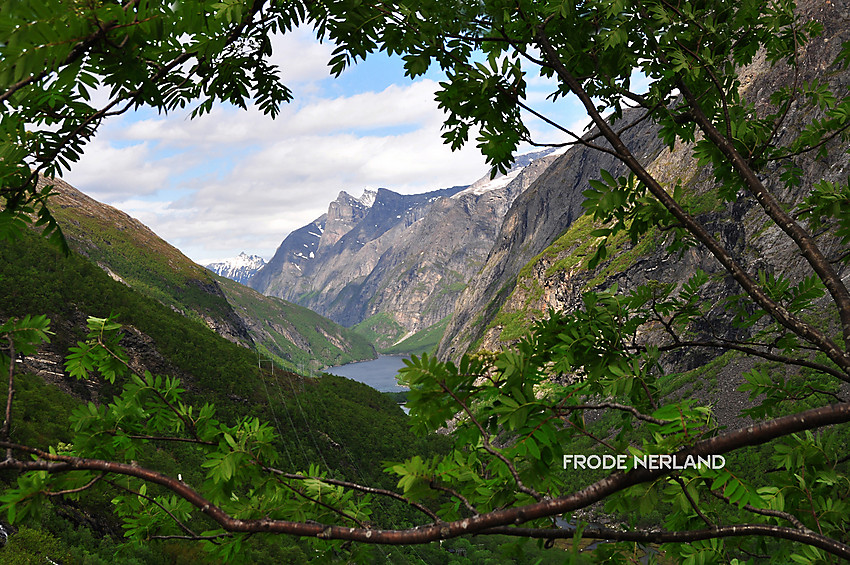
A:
327;355;409;392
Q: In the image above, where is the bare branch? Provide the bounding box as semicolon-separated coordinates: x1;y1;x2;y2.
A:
122;434;216;446
673;475;714;527
44;473;105;497
709;488;810;531
437;380;544;502
428;481;478;516
651;339;849;382
557;402;665;425
533;22;850;378
270;469;369;529
3;338;14;460
106;479;203;540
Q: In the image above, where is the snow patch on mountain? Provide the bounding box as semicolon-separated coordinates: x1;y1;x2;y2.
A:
451;169;522;198
205;252;266;285
359;189;377;208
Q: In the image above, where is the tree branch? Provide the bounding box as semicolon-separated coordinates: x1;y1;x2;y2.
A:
44;473;105;496
709;488;810;532
0;402;845;545
3;338;14;460
484;523;850;560
533;22;850;379
437;380;544;502
557;402;665;425
266;468;441;522
651;339;849;381
674;77;850;354
673;475;714;527
105;478;205;540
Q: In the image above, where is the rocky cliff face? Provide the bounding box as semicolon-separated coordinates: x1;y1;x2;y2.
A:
436;0;850;411
250;150;558;343
437;121;668;359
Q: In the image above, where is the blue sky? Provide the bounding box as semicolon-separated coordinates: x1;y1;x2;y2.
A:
64;28;586;264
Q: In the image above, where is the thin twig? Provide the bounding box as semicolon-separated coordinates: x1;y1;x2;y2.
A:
122;434;216;446
267;468;440;522
44;473;105;496
428;481;478;515
557;402;665;425
3;338;15;460
709;488;810;531
673;475;714;527
438;380;544;502
106;478;205;540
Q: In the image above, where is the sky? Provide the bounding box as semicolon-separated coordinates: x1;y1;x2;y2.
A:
63;28;587;264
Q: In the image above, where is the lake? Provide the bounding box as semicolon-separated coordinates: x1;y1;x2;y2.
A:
326;355;409;392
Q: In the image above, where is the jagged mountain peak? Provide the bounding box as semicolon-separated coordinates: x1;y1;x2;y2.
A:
251;149;559;344
205;253;266;285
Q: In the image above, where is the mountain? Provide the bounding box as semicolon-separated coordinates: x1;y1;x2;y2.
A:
434;0;850;424
44;176;253;345
205;252;266;284
0;223;440;563
249;149;558;349
42;177;375;369
212;272;376;369
436;120;667;360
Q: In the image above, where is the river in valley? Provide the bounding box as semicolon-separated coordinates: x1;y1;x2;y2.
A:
326;355;409;392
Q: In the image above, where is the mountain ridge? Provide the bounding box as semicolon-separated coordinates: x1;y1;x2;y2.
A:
205;252;266;285
250;149;559;348
42;176;375;369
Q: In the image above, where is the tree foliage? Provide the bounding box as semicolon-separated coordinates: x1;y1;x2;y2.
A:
3;0;850;563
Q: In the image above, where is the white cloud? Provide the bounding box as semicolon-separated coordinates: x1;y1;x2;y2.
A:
270;28;338;85
61;32;601;264
63;138;177;200
65;76;489;263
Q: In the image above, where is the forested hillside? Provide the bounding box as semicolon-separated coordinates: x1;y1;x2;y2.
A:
0;228;450;562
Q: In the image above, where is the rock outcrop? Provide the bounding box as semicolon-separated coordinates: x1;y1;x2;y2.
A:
250;150;558;341
435;0;850;424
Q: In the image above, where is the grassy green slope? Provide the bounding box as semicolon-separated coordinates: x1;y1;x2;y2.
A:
351;312;406;349
45;176;374;366
213;273;376;369
382;316;451;355
0;227;448;562
46;177;239;333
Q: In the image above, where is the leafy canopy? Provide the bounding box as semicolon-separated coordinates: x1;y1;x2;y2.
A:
3;0;850;563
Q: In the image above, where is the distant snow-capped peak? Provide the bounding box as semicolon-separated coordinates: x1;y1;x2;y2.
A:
205;252;266;284
451;148;558;200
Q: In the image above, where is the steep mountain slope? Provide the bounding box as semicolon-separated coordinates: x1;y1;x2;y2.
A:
436;0;850;422
251;150;558;348
213;273;375;369
205;252;266;284
43;177;373;368
44;176;253;345
437;119;667;359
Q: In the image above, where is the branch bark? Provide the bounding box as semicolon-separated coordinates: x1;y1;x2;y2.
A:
3;338;14;460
